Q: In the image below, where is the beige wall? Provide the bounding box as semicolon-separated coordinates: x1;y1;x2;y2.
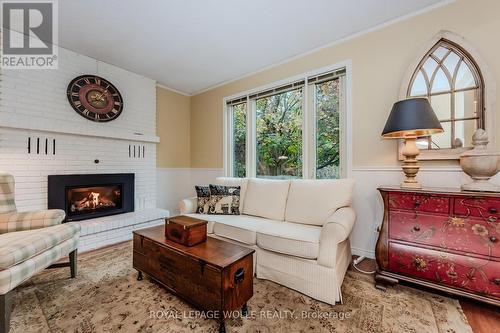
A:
156;87;191;168
189;0;500;169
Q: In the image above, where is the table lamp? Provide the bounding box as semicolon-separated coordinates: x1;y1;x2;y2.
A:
381;98;443;189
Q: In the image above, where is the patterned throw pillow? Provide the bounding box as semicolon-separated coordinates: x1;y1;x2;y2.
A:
208;185;241;215
195;186;210;214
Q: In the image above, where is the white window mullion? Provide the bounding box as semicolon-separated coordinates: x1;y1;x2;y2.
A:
302;82;309;179
223;103;231;177
312;85;318;179
247;98;257;178
339;75;347;178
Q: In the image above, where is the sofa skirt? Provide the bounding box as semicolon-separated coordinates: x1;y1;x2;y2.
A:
256;239;351;305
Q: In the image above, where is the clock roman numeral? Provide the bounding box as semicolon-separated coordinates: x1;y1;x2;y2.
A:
84;77;91;85
95;77;101;85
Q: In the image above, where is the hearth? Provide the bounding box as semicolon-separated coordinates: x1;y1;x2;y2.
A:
48;173;134;221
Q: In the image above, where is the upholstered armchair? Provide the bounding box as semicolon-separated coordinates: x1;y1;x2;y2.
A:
0;172;81;333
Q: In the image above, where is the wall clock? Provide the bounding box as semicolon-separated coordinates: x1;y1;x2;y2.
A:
66;75;123;122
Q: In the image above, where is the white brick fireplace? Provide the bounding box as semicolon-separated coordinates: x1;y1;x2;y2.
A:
0;46;169;252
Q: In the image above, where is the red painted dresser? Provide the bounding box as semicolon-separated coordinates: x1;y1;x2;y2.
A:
375;186;500;306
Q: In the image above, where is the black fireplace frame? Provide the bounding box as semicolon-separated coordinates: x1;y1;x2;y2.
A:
48;173;134;222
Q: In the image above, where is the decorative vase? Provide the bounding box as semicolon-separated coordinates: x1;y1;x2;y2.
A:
459;129;500;192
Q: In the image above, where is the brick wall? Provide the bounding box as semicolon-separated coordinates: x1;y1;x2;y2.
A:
0;46;158;213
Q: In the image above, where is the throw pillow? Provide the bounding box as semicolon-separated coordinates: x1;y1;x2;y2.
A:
208;185;241;215
195;185;210;214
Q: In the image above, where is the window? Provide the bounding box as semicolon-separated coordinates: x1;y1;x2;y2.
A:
407;39;484;150
312;76;341;179
256;88;303;178
225;67;346;179
231;101;247;178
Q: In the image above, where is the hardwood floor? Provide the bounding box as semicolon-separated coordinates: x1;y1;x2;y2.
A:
351;256;500;333
459;300;500;333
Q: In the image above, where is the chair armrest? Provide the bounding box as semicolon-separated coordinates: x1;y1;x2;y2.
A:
0;209;66;234
179;197;197;214
318;207;356;268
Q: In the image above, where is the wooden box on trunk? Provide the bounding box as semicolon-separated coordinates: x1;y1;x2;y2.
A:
165;215;207;246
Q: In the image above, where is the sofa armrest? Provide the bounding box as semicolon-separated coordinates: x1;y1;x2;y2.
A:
0;209;66;234
317;207;356;268
179;197;197;214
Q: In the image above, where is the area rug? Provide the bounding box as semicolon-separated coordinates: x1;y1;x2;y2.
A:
10;242;472;333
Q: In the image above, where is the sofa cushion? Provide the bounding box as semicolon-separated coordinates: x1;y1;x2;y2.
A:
214;177;249;212
212;215;280;245
243;178;290;221
256;222;321;259
208;185;241;215
284;179;355;226
0;222;80;270
195;186;210;214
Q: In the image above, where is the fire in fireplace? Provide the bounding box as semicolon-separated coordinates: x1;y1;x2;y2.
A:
48;173;134;222
67;185;122;215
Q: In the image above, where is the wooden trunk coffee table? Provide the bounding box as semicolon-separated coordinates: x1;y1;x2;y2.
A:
133;225;254;333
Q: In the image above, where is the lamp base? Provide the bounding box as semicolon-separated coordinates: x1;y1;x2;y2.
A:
400;137;422;189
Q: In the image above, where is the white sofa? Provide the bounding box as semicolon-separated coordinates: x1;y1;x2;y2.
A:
179;177;356;305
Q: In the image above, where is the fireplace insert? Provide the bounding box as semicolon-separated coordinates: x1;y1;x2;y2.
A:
48;173;134;222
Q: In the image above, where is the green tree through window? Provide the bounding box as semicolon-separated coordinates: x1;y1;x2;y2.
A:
232;103;246;178
256;89;302;178
316;79;340;179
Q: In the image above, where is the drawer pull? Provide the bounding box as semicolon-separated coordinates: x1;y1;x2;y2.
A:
413;225;421;232
234;268;245;284
489;208;498;214
414;201;421;208
489;236;498;243
487;217;498;223
493;278;500;285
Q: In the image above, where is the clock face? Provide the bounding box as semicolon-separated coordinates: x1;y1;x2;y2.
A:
66;75;123;122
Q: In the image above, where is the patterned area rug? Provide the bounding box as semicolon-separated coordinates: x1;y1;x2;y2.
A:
10;242;472;333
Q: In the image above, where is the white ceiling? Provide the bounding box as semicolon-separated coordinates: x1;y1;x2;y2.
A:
59;0;449;95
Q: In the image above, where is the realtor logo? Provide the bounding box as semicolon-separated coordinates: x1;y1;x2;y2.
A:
1;0;58;69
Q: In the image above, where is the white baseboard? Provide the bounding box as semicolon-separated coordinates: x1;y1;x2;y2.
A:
351;246;375;259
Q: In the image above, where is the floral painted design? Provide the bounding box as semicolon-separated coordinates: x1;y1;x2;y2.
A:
446;268;458;280
471;224;489;237
413;257;428;271
449;217;465;227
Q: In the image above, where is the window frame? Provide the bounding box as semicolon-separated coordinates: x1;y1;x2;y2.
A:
223;61;352;179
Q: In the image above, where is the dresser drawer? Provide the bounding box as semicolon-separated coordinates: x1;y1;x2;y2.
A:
389;211;500;258
388;192;450;215
454;196;500;221
389;242;500;298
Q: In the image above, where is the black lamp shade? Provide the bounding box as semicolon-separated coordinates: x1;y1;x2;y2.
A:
381;98;443;138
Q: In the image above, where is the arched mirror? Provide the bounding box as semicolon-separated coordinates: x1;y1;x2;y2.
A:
407;38;484;153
